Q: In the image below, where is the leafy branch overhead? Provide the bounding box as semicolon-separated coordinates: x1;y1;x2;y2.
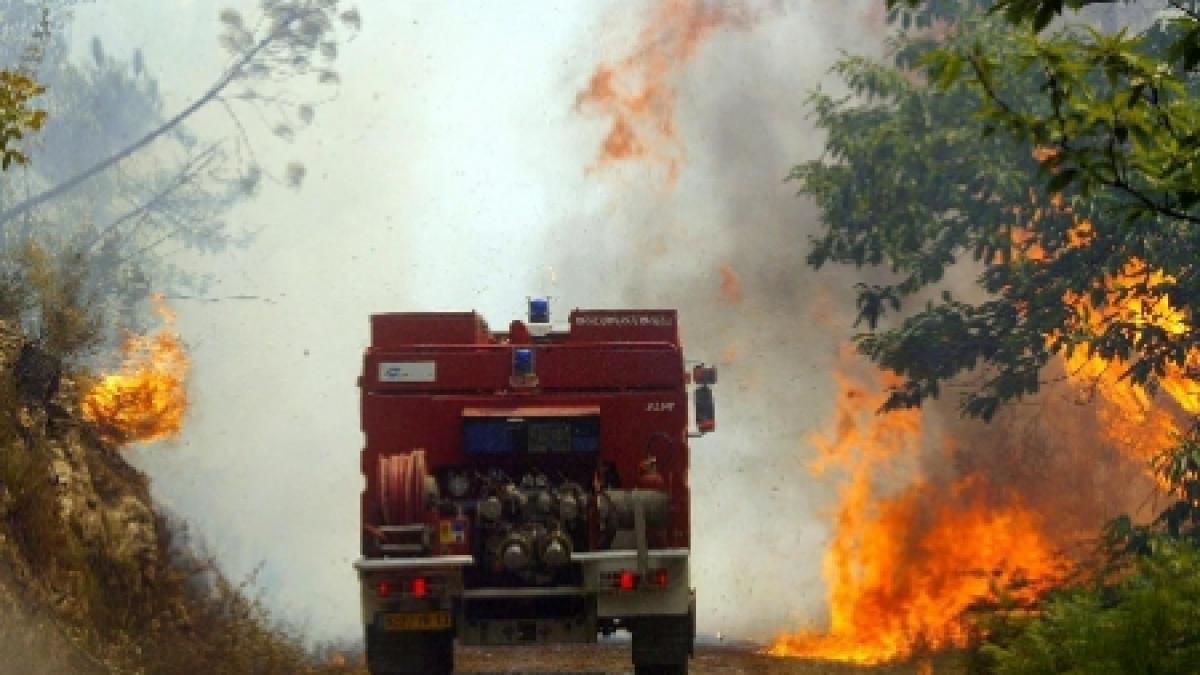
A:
0;70;45;170
0;1;362;230
801;1;1200;419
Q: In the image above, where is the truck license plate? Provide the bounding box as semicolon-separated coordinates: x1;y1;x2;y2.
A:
382;611;451;632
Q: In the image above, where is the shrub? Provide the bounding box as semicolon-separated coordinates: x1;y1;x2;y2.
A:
981;540;1200;675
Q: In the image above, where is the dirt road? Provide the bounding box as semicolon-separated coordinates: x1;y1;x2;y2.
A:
456;643;958;674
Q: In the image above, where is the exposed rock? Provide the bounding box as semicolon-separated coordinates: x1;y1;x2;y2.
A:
104;495;158;567
0;317;356;675
0;320;20;369
0;319;166;669
15;342;62;408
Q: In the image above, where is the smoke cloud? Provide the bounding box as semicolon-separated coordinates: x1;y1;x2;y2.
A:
552;0;893;638
53;0;897;644
42;0;1161;651
554;0;1160;647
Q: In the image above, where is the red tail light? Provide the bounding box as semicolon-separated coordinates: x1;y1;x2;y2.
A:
618;570;636;592
608;568;672;591
411;576;428;598
376;580;392;597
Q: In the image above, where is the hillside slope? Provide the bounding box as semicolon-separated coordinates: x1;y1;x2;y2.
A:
0;319;356;674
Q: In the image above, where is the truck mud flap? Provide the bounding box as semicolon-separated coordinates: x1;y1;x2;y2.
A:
631;611;693;667
458;586;596;646
366;624;453;675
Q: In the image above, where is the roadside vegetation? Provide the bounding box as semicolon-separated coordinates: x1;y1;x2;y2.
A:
0;1;365;672
801;0;1200;672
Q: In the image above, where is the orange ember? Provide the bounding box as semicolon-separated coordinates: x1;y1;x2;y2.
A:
718;263;743;304
575;0;752;182
771;365;1063;664
82;297;189;445
720;343;739;364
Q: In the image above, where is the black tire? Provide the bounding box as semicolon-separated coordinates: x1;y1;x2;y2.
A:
366;626;453;675
635;666;686;675
631;613;692;675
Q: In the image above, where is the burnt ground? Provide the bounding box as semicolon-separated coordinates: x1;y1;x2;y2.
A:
455;643;960;674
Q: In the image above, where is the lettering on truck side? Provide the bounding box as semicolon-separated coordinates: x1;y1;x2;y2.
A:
573;314;674;327
379;361;437;383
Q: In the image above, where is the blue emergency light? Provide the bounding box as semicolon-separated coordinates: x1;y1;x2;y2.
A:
529;297;550;324
513;348;535;376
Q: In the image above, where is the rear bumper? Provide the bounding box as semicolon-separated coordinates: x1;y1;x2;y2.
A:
573;547;691;618
355;548;691;643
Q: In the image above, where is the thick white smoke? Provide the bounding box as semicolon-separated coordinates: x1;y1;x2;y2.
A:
69;0;892;643
550;1;889;638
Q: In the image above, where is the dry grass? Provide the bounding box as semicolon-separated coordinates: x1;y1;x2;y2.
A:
0;434;364;674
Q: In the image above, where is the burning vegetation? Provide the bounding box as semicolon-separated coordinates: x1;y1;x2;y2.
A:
767;216;1200;664
81;297;188;445
768;364;1068;664
566;0;1199;668
1058;256;1200;461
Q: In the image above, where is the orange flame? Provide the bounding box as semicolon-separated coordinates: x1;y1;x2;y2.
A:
1014;184;1197;461
773;195;1189;664
575;0;753;183
770;364;1065;664
718;263;743;304
1057;257;1199;462
82;297;189;445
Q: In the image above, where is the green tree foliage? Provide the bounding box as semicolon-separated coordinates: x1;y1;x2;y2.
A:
0;70;44;170
0;1;363;227
979;540;1200;674
801;1;1200;420
0;1;361;337
804;5;1200;668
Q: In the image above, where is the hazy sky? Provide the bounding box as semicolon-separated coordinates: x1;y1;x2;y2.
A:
72;0;883;642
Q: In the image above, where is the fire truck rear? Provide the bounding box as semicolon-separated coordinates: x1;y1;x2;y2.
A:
354;300;716;674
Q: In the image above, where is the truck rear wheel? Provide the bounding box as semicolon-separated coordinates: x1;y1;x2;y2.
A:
631;589;695;675
631;613;692;674
365;626;453;675
634;666;686;675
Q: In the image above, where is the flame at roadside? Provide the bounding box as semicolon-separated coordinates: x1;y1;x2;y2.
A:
769;366;1066;664
81;297;189;445
569;0;1147;660
769;192;1192;664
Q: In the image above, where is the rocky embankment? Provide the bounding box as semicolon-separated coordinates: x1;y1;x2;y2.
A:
0;321;355;674
0;319;161;672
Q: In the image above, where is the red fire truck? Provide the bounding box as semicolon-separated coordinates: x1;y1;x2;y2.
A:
354;300;716;674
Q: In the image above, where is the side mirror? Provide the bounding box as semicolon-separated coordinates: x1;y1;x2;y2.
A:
692;365;718;386
694;384;715;433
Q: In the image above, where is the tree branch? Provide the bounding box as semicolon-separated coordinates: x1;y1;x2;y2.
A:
0;8;309;230
85;143;222;251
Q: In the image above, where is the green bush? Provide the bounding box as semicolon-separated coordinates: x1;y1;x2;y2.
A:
981;540;1200;675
